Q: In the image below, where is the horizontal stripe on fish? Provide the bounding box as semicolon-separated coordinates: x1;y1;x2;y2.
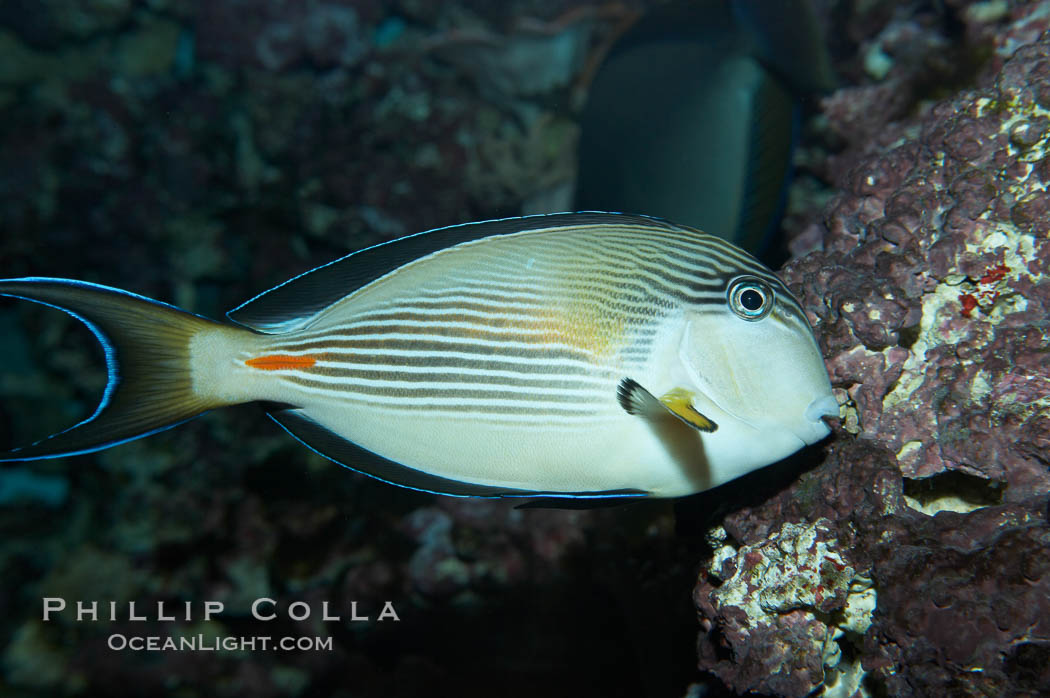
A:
260;350;617;377
280;399;614;423
281;400;613;424
585;238;804;302
282;376;613;408
377;296;669;324
270;327;658;352
606;249;741;284
619;247;780;288
264;338;609;362
536;233;729;271
269;329;625;354
559;253;737;290
304;318;662;337
387;301;640;328
509;222;761;266
447;241;787;303
269;308;661;346
249;356;626;383
410;287;551;305
361;270;717;309
304;323;637;341
408;280;666;305
268;323;656;360
295;309;560;332
398;237;786;299
585;229;737;260
348;298;554;316
284;371;618;397
599;240;785;286
282;376;610;400
284;366;616;389
344;294;664;320
505;240;734;288
275;357;625;382
444;232;757;283
596;231;787;279
291;324;606;342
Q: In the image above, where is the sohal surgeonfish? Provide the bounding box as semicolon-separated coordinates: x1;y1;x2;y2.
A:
0;213;837;501
575;0;836;261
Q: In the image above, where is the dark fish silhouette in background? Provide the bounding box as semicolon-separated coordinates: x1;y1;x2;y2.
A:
575;0;836;263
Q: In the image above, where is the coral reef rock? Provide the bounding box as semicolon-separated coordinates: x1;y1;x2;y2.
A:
695;10;1050;698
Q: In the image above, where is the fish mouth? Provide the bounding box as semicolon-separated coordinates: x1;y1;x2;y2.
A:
804;394;839;423
792;394;838;446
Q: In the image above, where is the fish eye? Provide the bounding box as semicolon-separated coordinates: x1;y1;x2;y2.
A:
727;276;773;321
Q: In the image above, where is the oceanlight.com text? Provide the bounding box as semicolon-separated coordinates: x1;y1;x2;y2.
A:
107;633;334;652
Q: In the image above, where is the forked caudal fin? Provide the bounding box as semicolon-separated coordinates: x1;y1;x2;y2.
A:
0;278;230;461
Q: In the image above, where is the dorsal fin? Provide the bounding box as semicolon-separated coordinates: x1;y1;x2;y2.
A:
227;212;689;333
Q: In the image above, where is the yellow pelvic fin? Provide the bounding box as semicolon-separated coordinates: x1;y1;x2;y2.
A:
616;378;718;433
658;388;718;432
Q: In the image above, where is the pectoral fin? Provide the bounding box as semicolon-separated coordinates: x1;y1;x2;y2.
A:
616;378;718;433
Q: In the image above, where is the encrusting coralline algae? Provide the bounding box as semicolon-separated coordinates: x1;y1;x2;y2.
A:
694;3;1050;695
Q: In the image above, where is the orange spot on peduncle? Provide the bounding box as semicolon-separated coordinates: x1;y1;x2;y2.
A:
245;354;317;371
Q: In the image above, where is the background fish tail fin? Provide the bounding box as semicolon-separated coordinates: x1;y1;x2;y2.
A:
735;69;797;260
0;278;228;461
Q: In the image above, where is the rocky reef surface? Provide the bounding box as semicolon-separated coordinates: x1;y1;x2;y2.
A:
694;2;1050;695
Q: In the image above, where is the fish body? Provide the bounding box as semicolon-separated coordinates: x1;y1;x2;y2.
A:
574;0;835;258
0;213;836;499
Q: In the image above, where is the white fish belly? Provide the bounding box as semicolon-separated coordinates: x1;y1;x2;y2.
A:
300;398;707;496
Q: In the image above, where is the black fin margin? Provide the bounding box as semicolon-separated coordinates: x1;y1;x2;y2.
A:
616;377;648;415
